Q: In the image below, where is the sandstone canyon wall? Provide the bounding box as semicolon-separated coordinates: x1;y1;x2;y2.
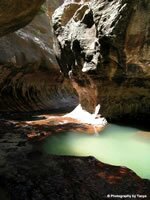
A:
0;2;150;199
52;0;150;122
0;0;77;112
0;0;45;37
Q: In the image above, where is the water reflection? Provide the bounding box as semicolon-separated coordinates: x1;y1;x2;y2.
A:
43;124;150;179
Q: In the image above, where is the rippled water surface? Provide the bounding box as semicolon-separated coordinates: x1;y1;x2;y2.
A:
43;124;150;179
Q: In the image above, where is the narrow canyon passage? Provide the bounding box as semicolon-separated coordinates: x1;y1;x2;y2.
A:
0;0;150;199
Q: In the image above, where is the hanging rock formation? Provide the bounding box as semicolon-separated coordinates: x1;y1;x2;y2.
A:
0;0;77;112
0;0;45;37
52;0;150;122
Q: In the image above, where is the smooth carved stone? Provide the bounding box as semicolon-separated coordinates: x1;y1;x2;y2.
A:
0;0;45;37
0;0;77;112
0;119;149;199
52;0;150;122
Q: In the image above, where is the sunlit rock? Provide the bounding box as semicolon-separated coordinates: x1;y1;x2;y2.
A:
0;0;77;112
64;104;107;126
52;0;150;123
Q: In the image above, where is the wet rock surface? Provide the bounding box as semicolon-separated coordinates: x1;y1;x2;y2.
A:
52;0;150;122
0;1;149;200
0;117;150;200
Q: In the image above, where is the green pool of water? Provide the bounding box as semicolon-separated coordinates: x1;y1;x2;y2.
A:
43;124;150;179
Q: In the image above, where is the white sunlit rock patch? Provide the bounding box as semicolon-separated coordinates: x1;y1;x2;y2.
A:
64;104;107;126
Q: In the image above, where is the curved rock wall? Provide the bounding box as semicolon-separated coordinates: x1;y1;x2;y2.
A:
0;0;77;112
52;0;150;122
0;0;45;37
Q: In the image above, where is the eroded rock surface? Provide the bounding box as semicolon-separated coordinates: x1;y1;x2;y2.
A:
0;0;45;37
0;119;149;200
52;0;150;122
0;1;77;112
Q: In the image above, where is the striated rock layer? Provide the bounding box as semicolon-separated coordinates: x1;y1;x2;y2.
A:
52;0;150;122
0;1;77;112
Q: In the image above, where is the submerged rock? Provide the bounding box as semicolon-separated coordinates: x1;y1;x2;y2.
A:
0;119;149;200
0;1;149;199
52;0;150;122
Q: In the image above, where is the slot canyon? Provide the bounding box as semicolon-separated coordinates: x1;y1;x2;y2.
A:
0;0;149;199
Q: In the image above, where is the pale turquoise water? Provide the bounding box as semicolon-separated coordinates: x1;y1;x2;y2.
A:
43;124;150;179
